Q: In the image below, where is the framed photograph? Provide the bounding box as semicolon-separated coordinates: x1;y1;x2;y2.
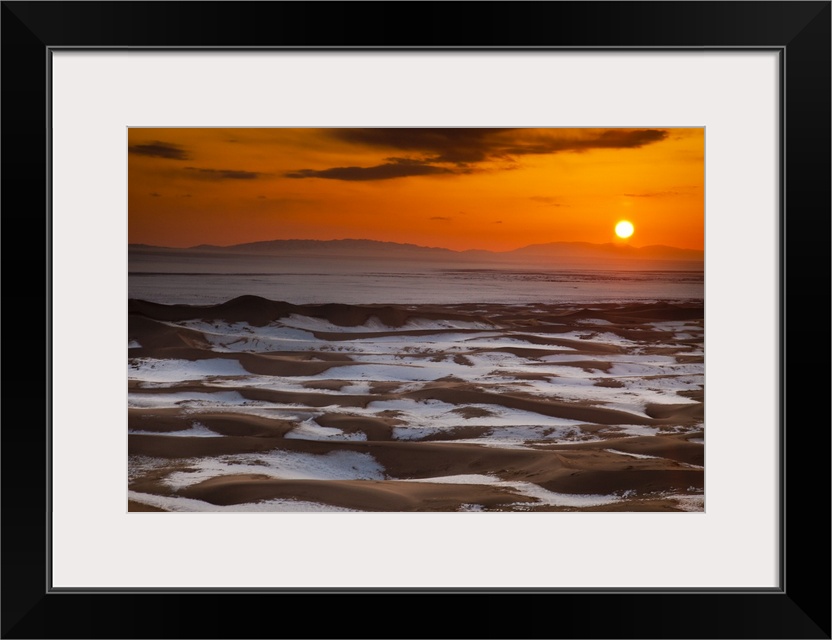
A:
3;2;829;638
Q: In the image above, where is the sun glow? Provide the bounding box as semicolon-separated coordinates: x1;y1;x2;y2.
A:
615;220;635;239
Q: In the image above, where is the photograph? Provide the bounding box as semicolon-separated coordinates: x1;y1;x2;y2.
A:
127;127;705;513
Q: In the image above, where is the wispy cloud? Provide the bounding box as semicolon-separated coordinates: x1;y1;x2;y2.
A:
129;141;189;160
286;157;456;182
185;167;263;181
530;196;565;207
504;129;669;155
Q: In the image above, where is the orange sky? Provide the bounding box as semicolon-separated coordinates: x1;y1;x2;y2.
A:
128;128;704;251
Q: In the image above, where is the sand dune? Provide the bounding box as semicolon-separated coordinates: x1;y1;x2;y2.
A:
130;296;495;329
179;475;531;512
128;296;704;512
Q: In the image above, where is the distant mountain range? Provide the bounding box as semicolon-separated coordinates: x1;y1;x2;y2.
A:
132;238;702;261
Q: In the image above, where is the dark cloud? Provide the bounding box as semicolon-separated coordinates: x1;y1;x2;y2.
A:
494;220;503;224
328;128;669;164
430;216;452;221
503;129;668;155
185;167;263;181
129;141;189;160
286;158;454;182
287;129;670;183
332;128;517;163
150;192;161;197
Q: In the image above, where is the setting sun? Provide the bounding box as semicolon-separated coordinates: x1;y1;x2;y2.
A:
615;220;635;239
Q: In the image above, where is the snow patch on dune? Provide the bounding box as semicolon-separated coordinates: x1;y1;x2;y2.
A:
129;422;221;438
161;450;386;490
179;320;322;352
278;314;494;333
604;448;660;460
505;482;621;508
399;474;621;507
368;398;584;432
129;358;249;382
285;419;367;442
671;494;705;512
128;390;253;409
311;362;453;383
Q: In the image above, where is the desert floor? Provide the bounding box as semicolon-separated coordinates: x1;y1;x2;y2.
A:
128;296;704;512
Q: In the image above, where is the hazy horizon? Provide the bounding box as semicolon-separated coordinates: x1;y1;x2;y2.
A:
129;236;704;254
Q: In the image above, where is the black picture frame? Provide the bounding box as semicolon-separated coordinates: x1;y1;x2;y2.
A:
2;2;829;638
